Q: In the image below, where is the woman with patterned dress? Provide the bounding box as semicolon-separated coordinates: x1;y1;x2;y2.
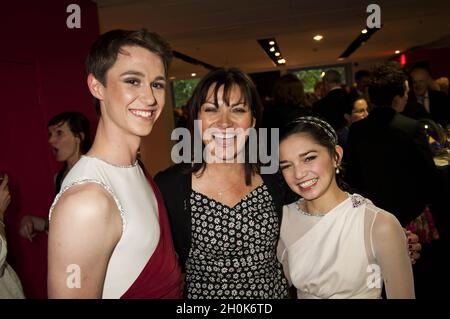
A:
155;68;290;298
277;116;415;298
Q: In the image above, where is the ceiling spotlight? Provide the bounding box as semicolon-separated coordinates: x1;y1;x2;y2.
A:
395;50;401;54
191;73;197;77
257;38;285;67
361;29;368;34
313;34;323;41
169;76;176;80
337;57;345;61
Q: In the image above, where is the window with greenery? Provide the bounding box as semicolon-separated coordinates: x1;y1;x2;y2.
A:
292;65;347;93
172;78;200;108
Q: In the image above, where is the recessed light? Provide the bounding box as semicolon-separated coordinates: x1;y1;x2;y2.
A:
395;50;401;54
191;73;197;77
361;29;368;34
337;57;345;61
169;76;176;80
313;34;323;41
258;38;285;67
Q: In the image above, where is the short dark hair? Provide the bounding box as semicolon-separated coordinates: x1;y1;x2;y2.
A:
323;69;342;84
86;29;172;115
368;62;407;107
273;73;306;107
354;69;370;82
48;112;92;154
343;94;364;115
187;68;262;185
409;62;431;76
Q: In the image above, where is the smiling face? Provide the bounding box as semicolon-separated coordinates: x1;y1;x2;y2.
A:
279;132;341;201
48;121;81;164
197;83;255;162
88;45;166;138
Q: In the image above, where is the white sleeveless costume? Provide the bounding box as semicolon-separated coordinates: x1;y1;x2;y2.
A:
49;156;160;298
279;194;383;299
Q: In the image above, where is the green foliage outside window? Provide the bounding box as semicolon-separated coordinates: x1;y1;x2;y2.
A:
172;78;200;108
293;66;346;93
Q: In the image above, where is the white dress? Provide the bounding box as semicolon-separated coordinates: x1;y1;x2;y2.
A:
279;194;383;299
0;223;25;298
49;155;160;298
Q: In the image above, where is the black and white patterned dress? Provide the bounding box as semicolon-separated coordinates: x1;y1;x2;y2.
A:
185;183;289;299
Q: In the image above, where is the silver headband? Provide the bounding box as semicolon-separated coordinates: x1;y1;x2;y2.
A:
289;116;338;145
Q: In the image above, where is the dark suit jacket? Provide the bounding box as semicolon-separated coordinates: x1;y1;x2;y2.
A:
345;107;440;226
312;88;348;131
403;90;450;126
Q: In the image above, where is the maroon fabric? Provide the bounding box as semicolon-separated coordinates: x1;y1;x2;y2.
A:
120;174;183;299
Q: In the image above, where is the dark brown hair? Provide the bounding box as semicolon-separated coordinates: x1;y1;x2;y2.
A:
85;29;172;115
48;112;91;154
369;61;407;107
281;116;347;189
187;68;262;185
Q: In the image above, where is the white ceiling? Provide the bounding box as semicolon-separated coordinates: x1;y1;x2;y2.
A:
93;0;450;79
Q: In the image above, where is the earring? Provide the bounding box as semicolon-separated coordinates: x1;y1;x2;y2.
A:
335;166;340;175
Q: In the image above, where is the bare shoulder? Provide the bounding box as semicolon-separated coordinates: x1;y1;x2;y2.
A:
50;182;122;237
48;182;123;298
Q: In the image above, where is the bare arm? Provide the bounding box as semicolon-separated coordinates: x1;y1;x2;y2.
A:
48;183;122;298
373;211;415;299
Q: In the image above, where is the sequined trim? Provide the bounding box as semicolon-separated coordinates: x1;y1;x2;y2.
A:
49;179;126;232
350;193;366;208
82;155;138;168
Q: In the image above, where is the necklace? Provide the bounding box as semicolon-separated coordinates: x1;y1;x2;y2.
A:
83;155;138;168
205;168;243;197
217;178;244;196
296;200;327;217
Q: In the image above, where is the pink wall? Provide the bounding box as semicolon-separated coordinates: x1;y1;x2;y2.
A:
0;0;99;298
